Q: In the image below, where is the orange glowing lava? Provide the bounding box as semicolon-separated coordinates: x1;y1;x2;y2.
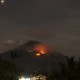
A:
33;44;47;55
36;53;41;56
39;50;46;54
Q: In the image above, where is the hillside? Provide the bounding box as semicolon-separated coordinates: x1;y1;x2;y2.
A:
0;41;66;74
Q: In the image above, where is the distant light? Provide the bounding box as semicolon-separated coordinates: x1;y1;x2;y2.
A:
19;77;30;80
1;0;5;3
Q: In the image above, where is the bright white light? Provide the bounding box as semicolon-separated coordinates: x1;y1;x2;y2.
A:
19;77;30;80
1;0;4;3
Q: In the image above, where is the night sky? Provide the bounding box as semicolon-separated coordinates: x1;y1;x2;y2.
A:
0;0;80;57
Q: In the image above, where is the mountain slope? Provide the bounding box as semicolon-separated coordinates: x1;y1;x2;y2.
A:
0;41;66;73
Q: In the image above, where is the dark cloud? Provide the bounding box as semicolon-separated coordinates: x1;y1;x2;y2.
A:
0;0;80;57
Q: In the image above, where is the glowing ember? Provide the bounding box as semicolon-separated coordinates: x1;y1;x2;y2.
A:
33;44;47;55
40;50;46;54
36;53;41;56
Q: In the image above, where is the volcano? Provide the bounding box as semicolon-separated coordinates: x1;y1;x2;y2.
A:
0;40;66;74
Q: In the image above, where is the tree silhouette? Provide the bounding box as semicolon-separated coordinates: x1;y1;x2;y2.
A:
0;58;20;80
48;56;80;80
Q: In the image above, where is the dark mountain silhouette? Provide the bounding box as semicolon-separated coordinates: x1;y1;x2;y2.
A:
0;40;66;74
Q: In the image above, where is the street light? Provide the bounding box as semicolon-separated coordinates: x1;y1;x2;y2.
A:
1;0;5;4
19;77;30;80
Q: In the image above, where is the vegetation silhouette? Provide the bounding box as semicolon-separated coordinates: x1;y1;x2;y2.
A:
0;57;20;80
48;56;80;80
